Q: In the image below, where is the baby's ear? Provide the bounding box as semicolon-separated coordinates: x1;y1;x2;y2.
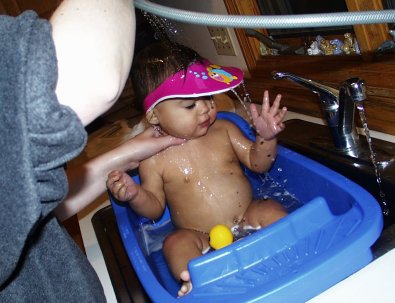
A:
146;110;159;125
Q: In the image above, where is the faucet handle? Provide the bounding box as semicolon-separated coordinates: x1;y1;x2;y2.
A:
341;78;366;102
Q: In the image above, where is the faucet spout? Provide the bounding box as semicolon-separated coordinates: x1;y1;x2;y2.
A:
272;71;339;112
272;71;362;153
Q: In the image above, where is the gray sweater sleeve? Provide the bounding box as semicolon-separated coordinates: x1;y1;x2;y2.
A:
0;11;87;287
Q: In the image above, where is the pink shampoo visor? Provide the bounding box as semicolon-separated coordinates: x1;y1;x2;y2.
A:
143;60;244;113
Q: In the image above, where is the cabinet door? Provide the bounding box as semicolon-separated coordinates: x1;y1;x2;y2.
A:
0;0;61;19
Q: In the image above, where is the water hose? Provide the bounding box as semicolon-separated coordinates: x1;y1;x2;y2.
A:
134;0;395;28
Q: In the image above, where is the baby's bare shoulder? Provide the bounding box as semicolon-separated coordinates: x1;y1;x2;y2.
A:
215;118;233;127
214;118;244;136
214;118;239;131
140;151;164;174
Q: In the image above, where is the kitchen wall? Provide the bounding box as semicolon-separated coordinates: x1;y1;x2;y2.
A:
151;0;248;71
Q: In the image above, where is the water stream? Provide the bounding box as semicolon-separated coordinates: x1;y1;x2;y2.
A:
356;102;390;216
231;83;254;125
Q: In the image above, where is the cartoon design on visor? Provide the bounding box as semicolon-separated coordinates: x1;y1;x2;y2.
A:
207;64;239;85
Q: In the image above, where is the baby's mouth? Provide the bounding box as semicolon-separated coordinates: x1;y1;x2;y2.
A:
199;119;210;128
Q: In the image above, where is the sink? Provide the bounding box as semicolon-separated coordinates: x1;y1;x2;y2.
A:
278;119;395;257
110;112;384;302
278;119;395;229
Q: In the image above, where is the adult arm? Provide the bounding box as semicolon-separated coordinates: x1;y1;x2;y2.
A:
56;128;185;221
50;0;136;220
50;0;136;126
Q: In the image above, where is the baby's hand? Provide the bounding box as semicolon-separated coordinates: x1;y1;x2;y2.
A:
250;90;287;140
107;170;139;202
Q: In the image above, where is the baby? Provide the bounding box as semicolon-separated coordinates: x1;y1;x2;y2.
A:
107;42;288;297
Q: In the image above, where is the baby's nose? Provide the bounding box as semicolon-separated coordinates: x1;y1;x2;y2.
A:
197;100;210;114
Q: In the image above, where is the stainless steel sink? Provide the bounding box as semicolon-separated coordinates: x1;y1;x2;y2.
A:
278;119;395;228
278;119;395;257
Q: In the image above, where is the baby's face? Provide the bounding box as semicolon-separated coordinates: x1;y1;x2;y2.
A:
152;96;217;139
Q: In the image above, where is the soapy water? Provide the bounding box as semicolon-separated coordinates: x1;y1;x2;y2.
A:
139;171;302;255
254;168;302;211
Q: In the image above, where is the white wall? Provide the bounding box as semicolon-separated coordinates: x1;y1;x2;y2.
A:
152;0;248;71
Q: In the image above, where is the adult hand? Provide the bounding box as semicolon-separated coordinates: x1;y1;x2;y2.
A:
56;126;185;221
121;127;186;171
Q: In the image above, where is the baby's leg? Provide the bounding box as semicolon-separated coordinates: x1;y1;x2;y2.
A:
242;198;287;230
162;229;210;297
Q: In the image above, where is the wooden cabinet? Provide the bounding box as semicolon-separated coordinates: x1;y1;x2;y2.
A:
224;0;395;136
0;0;61;19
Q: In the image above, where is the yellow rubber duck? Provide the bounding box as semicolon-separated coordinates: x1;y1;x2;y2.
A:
209;224;234;250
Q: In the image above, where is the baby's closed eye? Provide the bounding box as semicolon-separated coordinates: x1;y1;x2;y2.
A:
185;103;196;109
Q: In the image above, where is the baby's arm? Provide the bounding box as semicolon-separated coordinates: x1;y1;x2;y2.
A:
107;159;166;220
227;90;286;173
248;91;287;172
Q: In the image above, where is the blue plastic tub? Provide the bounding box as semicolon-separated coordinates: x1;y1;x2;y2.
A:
110;112;383;303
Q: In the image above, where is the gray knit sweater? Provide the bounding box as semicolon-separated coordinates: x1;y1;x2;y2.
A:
0;11;106;302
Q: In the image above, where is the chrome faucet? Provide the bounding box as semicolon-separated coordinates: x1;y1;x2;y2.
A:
272;71;366;155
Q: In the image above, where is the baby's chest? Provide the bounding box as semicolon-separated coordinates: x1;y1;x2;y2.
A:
159;148;240;186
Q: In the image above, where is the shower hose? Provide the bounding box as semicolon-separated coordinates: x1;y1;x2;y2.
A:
134;0;395;29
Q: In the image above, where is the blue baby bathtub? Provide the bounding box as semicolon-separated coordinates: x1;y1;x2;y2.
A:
110;111;383;303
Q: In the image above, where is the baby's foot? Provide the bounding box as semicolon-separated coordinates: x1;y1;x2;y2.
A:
177;270;192;297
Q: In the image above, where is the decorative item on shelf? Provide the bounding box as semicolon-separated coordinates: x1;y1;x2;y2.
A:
342;33;356;54
308;33;360;56
329;39;344;55
319;37;337;55
307;40;321;55
269;47;279;56
259;41;270;55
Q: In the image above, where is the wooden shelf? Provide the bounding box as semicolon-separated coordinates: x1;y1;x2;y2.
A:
225;0;395;136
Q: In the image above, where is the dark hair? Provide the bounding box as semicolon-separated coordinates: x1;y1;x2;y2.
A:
131;42;203;110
